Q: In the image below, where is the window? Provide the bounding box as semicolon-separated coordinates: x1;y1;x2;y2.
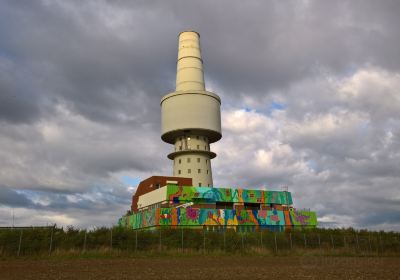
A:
216;202;233;209
187;157;191;163
179;159;181;164
197;144;200;149
206;159;208;164
206;170;209;174
197;158;200;163
196;136;199;140
244;203;260;210
178;170;181;174
187;137;191;140
179;146;182;151
204;145;207;150
188;169;191;174
198;169;201;173
199;182;202;186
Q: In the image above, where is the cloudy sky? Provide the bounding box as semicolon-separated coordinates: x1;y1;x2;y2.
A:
0;0;399;230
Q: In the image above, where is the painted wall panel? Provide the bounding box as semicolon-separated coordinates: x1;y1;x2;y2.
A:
289;210;318;226
166;185;293;205
123;207;316;229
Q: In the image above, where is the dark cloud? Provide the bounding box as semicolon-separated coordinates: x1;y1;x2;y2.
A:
0;58;42;123
0;186;33;207
3;0;399;124
0;0;399;230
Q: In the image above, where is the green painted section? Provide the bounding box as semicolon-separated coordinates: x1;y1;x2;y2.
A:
166;185;293;205
264;190;293;205
290;210;318;226
119;207;317;229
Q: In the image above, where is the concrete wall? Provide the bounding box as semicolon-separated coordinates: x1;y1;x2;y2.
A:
137;186;168;209
172;150;213;187
160;90;222;144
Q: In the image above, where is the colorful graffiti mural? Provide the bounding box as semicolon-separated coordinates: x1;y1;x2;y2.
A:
289;210;317;226
119;185;316;230
166;185;293;205
118;208;317;229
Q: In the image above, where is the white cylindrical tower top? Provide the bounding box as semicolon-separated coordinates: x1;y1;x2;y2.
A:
176;31;205;91
161;31;222;145
161;31;222;187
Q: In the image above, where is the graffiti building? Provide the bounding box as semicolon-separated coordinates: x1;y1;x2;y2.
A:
119;31;317;230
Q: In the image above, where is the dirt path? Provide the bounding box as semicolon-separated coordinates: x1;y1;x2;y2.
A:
1;256;399;280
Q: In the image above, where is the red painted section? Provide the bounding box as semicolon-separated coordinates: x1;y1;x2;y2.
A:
284;210;292;229
131;176;192;213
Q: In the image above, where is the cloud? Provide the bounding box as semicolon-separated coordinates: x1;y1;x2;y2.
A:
213;67;400;230
0;57;42;123
0;0;399;230
0;187;33;208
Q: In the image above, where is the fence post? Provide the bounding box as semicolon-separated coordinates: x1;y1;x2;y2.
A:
49;226;54;255
330;235;334;249
368;234;372;252
203;228;206;253
135;230;138;251
318;233;321;249
356;234;359;251
241;233;244;251
83;230;87;252
110;228;113;250
289;232;292;250
17;230;23;257
159;227;162;252
343;235;346;248
223;228;226;252
181;228;184;252
274;233;278;253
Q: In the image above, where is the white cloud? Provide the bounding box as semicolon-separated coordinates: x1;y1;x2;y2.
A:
212;67;400;229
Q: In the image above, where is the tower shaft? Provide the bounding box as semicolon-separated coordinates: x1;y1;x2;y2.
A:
176;31;205;91
161;31;221;187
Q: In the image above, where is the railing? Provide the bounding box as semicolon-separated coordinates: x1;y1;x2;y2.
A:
0;226;398;256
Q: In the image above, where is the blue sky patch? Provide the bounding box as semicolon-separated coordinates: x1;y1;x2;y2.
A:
120;175;141;187
267;102;287;115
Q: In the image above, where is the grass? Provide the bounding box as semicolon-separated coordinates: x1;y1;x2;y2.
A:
0;226;399;259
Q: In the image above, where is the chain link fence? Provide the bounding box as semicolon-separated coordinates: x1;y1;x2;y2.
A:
0;226;399;256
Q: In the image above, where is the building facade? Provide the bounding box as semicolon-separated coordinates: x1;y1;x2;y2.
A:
119;179;317;230
118;31;317;230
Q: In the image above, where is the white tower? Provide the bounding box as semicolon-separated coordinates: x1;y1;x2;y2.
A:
161;31;221;187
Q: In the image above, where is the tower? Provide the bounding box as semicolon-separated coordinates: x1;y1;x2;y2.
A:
161;31;221;187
